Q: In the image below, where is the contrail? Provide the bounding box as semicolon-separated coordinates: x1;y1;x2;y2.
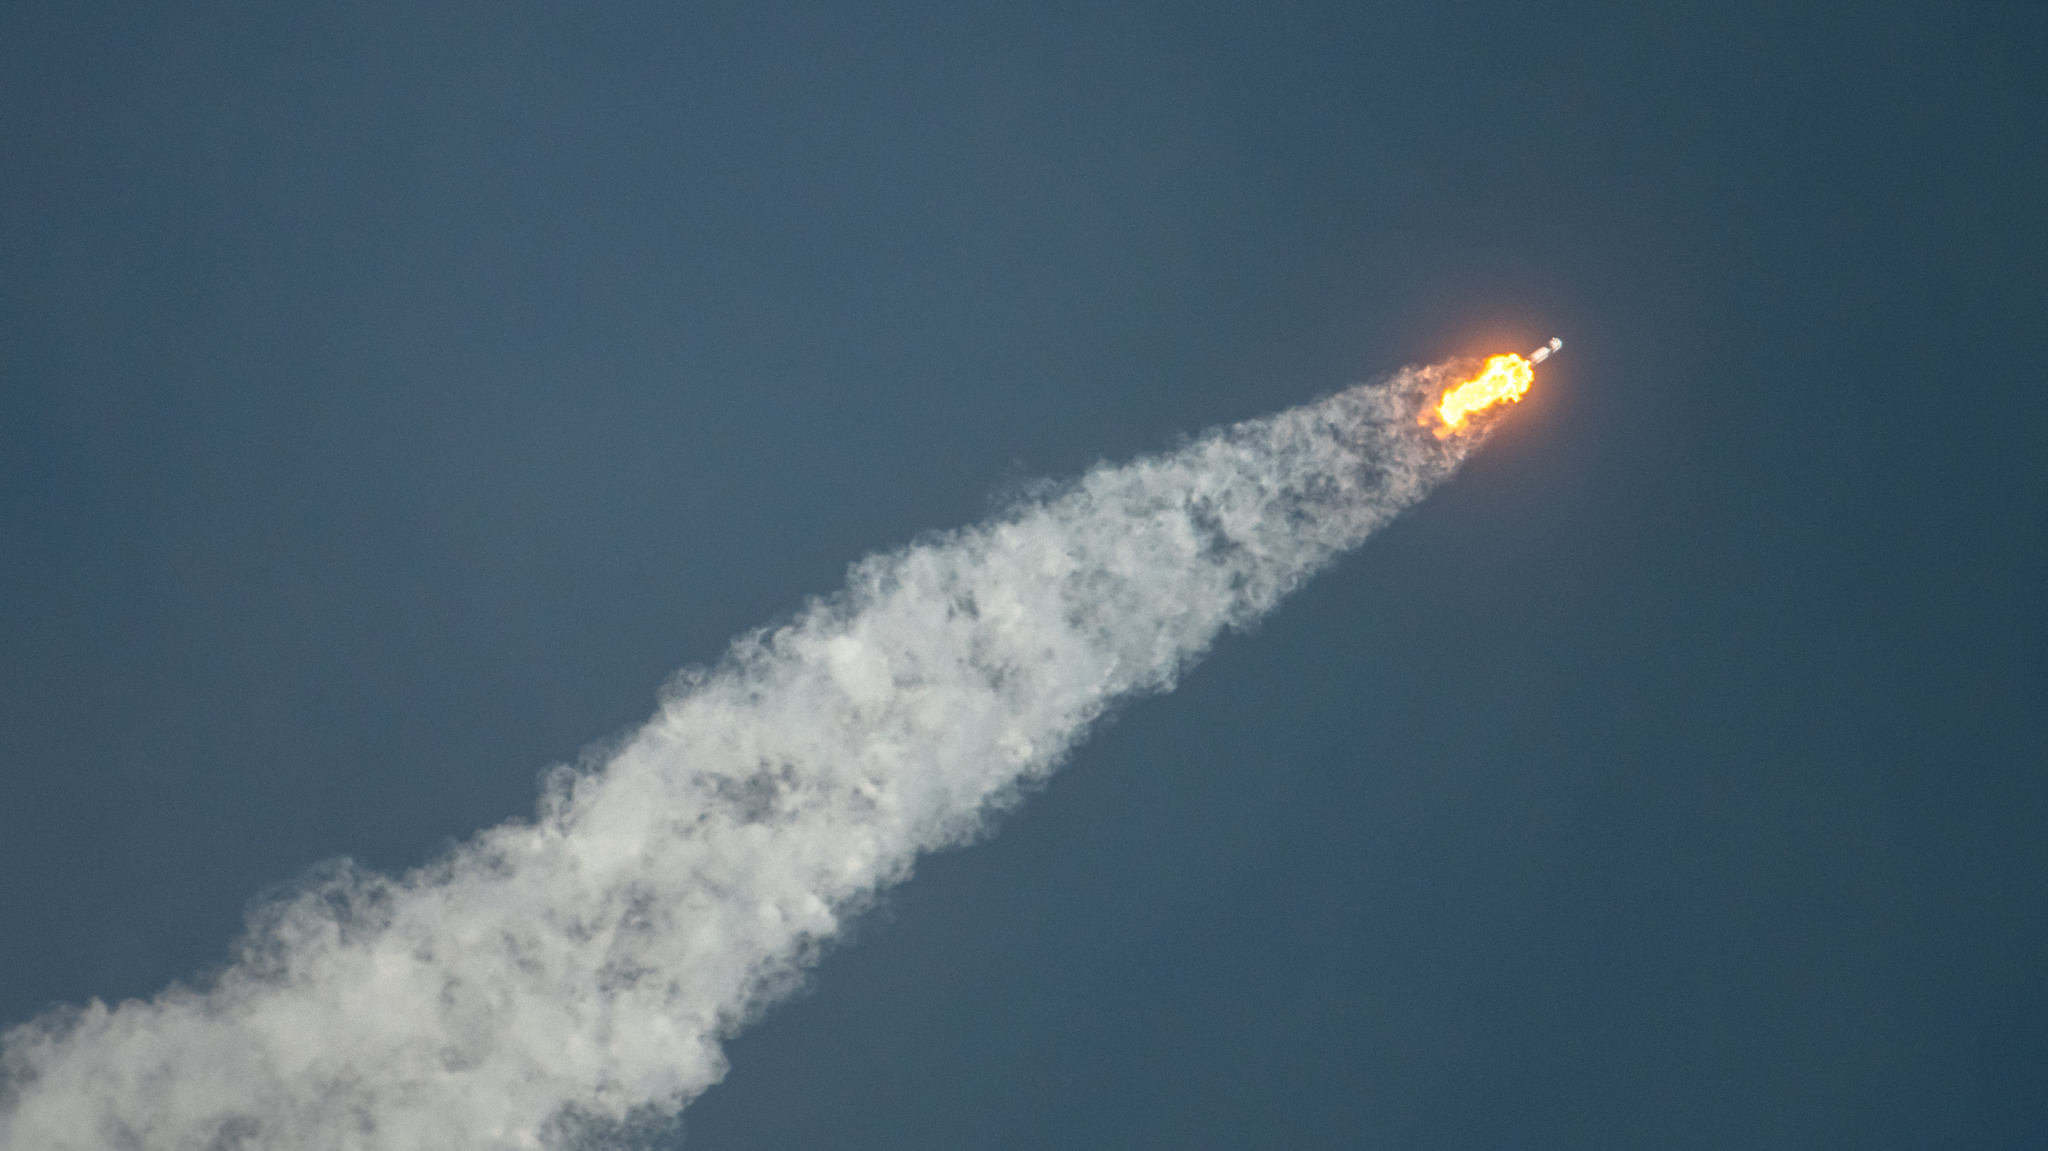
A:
1;352;1543;1150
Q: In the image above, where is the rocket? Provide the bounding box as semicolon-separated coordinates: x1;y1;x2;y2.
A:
1528;336;1563;364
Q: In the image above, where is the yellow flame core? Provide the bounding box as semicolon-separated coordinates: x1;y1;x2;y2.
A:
1431;353;1534;437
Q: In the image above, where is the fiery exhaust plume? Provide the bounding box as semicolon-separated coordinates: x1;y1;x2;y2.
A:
1428;353;1535;437
0;359;1510;1151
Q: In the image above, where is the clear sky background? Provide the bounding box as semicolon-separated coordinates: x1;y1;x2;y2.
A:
3;2;2043;1148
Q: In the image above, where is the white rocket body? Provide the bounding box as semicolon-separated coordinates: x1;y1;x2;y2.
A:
1529;336;1564;363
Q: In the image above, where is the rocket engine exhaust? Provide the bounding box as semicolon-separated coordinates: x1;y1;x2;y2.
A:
1;350;1539;1151
1423;336;1561;437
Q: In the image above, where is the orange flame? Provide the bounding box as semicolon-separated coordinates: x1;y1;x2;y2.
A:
1428;353;1534;437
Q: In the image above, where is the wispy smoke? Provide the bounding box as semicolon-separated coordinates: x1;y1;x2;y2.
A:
3;361;1492;1150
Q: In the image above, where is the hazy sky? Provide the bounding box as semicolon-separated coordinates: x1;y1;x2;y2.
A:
3;2;2043;1148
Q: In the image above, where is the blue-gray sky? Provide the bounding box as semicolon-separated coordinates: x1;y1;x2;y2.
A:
3;2;2043;1148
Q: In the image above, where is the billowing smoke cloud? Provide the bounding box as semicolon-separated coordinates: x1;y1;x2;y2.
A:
3;361;1498;1150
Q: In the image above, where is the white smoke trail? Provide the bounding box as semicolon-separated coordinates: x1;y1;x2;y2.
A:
3;360;1499;1150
